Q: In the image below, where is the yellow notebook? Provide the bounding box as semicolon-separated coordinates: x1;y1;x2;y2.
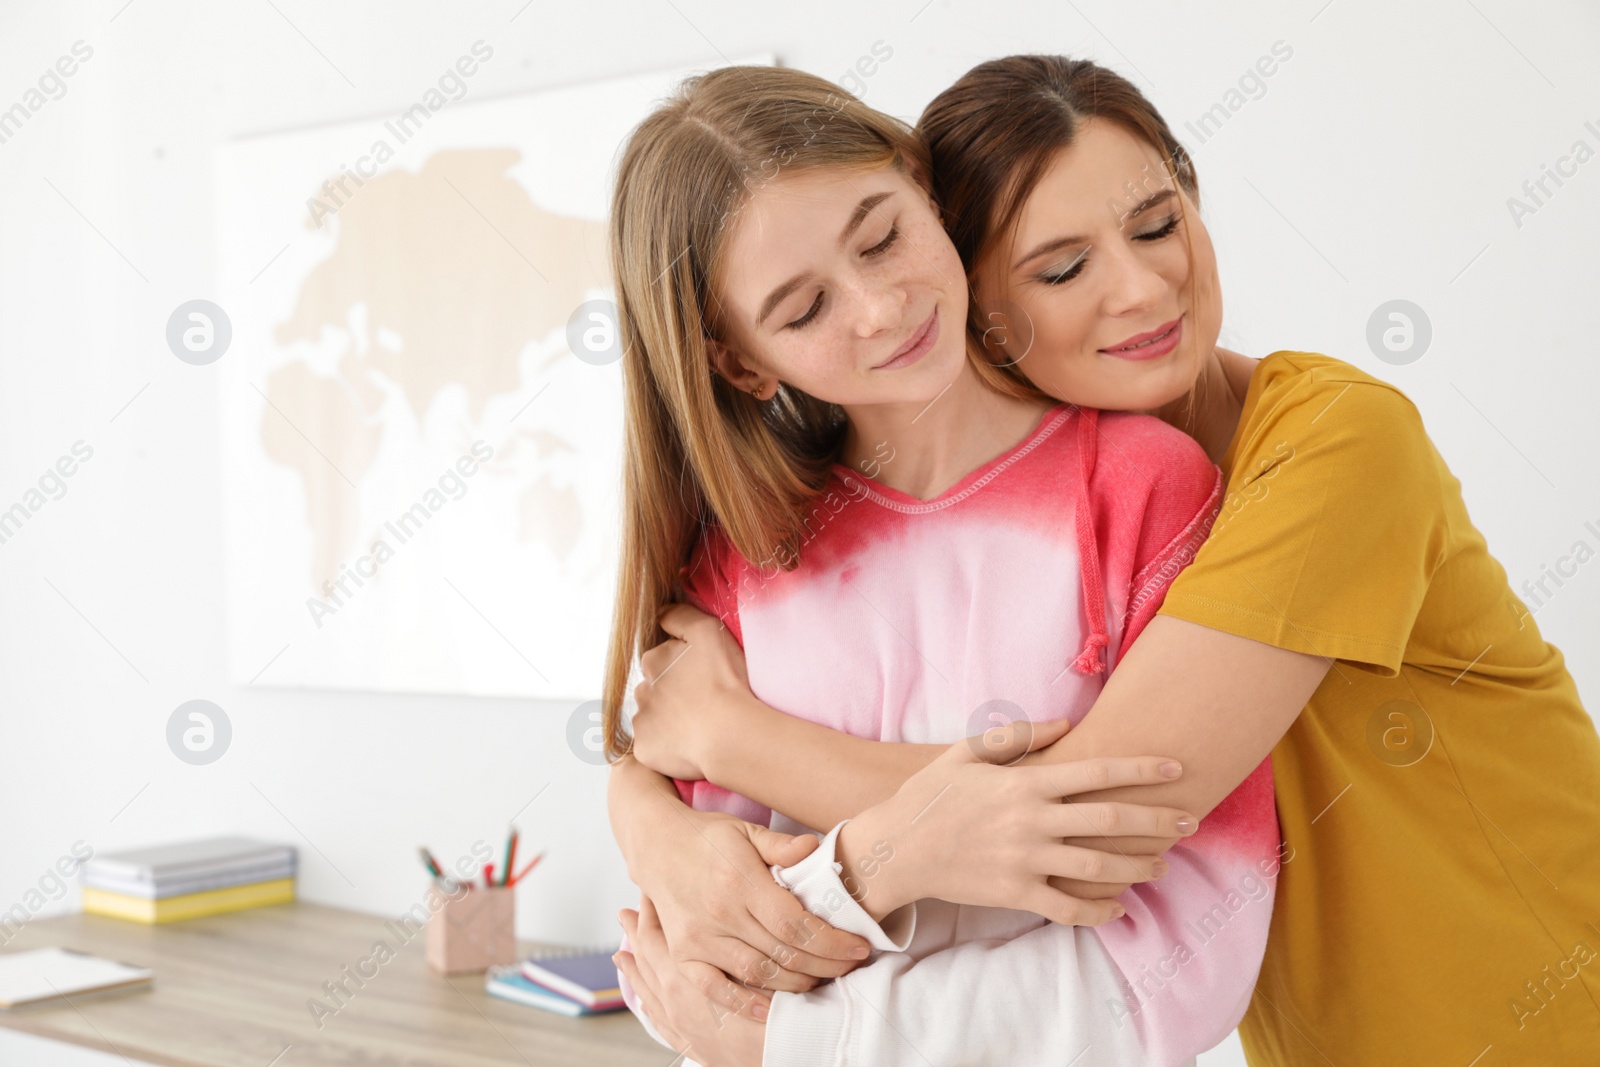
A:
81;877;295;924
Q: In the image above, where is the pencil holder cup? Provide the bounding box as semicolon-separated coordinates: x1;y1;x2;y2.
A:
426;884;518;974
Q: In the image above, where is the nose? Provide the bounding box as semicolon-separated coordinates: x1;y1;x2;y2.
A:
1099;243;1168;318
850;275;906;338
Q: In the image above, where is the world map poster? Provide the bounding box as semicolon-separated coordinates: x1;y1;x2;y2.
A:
214;55;768;699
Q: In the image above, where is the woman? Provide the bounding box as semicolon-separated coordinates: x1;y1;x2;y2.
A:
616;55;1600;1065
602;62;1279;1066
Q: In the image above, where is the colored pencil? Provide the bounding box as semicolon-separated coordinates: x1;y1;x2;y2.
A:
503;828;518;887
508;851;545;887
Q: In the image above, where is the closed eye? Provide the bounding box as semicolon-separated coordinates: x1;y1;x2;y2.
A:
1040;247;1090;286
1134;215;1180;241
786;291;823;330
1039;215;1179;287
786;225;901;329
863;225;899;257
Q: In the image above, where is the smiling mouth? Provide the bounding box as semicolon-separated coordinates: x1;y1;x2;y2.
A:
1102;317;1182;353
874;308;939;370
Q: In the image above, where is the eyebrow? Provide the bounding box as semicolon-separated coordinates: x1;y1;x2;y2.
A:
1012;189;1178;271
755;191;895;327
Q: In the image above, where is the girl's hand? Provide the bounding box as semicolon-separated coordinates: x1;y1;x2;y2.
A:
618;897;766;1067
631;603;753;781
627;801;872;1019
837;720;1200;926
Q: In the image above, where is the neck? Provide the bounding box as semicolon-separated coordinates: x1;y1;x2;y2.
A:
837;355;1053;501
1149;346;1257;466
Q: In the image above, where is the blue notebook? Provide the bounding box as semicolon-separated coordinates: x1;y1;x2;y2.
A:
485;967;624;1016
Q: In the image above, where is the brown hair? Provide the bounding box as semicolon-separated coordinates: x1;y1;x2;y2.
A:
917;55;1200;382
601;65;938;760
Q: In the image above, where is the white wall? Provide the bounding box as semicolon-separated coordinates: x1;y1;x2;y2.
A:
1;1;1596;1060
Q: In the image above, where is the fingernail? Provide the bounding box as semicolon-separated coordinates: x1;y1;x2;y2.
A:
753;1001;769;1020
1152;859;1169;878
1159;761;1182;778
851;946;870;959
1176;817;1197;834
1110;904;1125;920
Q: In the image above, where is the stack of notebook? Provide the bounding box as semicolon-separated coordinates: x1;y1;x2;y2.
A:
80;836;297;924
485;947;626;1016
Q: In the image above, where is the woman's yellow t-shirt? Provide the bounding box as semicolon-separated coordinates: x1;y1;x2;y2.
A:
1157;351;1600;1064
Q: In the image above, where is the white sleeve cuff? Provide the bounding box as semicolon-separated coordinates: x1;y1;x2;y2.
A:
769;820;916;953
764;984;853;1067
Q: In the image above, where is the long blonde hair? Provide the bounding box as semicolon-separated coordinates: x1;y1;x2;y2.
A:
602;65;960;759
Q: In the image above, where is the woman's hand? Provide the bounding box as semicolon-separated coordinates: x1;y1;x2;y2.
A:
610;757;872;1019
836;720;1201;926
642;812;870;1016
631;603;754;781
618;897;766;1067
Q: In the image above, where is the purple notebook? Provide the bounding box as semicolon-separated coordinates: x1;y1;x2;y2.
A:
519;950;623;1009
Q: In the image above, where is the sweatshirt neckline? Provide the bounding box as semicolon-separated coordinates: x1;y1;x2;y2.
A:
830;403;1078;514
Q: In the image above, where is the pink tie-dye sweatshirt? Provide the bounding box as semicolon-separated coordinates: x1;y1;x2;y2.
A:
622;404;1281;1067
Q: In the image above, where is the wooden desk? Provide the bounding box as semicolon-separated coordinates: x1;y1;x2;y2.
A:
0;902;668;1066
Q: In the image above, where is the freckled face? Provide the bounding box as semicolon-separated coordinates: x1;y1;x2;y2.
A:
714;164;971;408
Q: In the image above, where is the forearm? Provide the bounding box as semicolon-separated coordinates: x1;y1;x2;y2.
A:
702;690;943;831
1027;616;1327;827
608;753;689;883
693;617;1323;874
708;706;1167;877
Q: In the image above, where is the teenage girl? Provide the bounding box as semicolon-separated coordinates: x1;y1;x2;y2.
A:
604;64;1280;1066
